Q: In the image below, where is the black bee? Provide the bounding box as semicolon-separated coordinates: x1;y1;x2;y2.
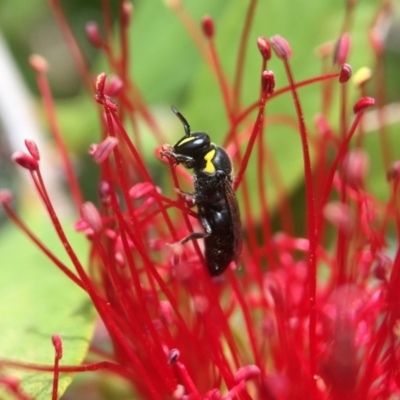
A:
161;106;242;276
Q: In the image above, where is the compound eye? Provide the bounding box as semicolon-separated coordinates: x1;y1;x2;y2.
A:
174;133;211;156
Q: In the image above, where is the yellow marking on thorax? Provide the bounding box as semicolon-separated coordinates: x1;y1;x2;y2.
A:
177;136;196;146
203;149;216;174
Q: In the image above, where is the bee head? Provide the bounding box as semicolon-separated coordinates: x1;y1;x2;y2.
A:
171;106;211;158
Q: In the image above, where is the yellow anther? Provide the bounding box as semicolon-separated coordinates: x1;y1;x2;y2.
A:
353;67;372;87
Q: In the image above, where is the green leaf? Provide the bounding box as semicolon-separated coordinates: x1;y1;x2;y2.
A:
0;213;96;400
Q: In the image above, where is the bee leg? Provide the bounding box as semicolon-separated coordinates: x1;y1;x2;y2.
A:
179;231;209;244
179;215;212;244
172;154;195;165
175;188;194;197
161;151;197;168
174;188;196;207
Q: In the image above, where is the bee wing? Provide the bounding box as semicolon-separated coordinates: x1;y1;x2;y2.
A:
224;179;242;263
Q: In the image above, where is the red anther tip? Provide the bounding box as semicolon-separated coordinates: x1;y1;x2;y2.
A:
369;30;383;55
261;70;275;95
107;76;124;96
159;144;176;164
12;151;39;171
29;54;48;73
88;144;98;156
257;36;271;61
324;202;353;233
98;181;111;206
342;149;369;187
339;63;352;83
73;219;89;233
314;114;332;138
80;202;102;234
167;348;180;364
165;0;180;8
52;334;63;359
373;254;392;281
202;15;215;38
387;160;400;182
316;41;334;59
333;33;351;65
347;0;358;7
160;143;173;153
86;22;103;48
0;189;13;206
270;35;292;60
95;73;107;95
353;97;375;114
92;137;118;164
159;300;173;325
24;139;40;161
122;1;133;26
172;385;185;398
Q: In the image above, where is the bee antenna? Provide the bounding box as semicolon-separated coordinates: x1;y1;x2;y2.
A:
171;106;191;137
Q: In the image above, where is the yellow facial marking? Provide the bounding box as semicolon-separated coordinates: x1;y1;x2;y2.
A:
177;136;196;146
203;149;216;174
